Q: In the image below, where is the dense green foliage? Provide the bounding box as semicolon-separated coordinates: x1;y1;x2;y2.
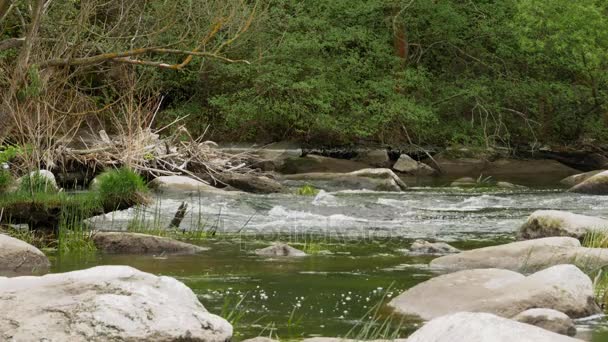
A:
158;0;608;146
95;168;149;211
18;172;57;194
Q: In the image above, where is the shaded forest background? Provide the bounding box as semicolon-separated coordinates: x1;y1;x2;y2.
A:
1;0;608;149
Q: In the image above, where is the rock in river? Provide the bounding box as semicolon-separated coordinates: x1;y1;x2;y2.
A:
149;175;225;194
518;210;608;239
255;243;306;257
388;264;600;320
430;237;608;273
570;170;608;195
393;154;436;176
0;265;232;341
92;232;207;254
283;168;407;192
407;312;583;342
409;240;460;255
0;234;50;276
512;308;576;336
561;170;606;187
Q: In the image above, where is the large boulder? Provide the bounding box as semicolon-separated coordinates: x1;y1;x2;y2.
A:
561;170;606;187
0;234;50;276
218;173;286;194
255;243;306;257
0;265;232;341
407;312;583;342
518;210;608;239
279;155;369;174
485;159;579;179
512;308;576;336
429;237;608;273
92;232;207;254
353;149;391;168
283;168;407;192
570;170;608;195
422;155;487;176
149;175;224;194
409;240;460;255
393;154;437;176
388;264;599;320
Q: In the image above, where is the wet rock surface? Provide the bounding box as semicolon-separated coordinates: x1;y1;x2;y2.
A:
0;234;50;276
255;243;306;257
92;232;208;254
512;308;577;336
518;210;608;239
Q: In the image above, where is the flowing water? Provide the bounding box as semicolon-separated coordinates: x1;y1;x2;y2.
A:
53;184;608;340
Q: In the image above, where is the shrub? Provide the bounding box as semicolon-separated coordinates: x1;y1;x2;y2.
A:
0;169;12;193
95;167;149;211
296;184;319;196
18;171;58;194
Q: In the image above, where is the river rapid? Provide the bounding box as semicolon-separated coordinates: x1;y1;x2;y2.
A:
53;184;608;340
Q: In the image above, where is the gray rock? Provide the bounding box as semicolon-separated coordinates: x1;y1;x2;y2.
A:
255;243;306;257
92;232;207;254
570;170;608;195
0;265;232;341
518;210;608;239
354;149;391;168
497;181;527;189
16;170;58;192
512;308;576;336
407;312;583;342
242;338;279;342
450;177;476;187
485;159;579;179
430;237;608;273
219;173;286;194
393;154;437;176
388;264;600;320
283;168;407;192
0;234;50;276
149;175;224;194
422;154;488;176
409;240;460;255
303;339;408;342
561;170;606;187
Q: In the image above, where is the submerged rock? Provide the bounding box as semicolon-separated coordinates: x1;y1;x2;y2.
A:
496;181;527;189
429;237;608;273
393;154;437;176
218;173;286;194
561;170;606;187
450;177;476;187
0;265;232;341
407;312;583;342
570;170;608;195
518;210;608;239
409;240;460;255
149;175;223;194
0;234;50;276
242;338;280;342
388;264;599;320
283;168;407;192
92;232;207;254
255;243;306;257
512;308;576;336
279;155;369;174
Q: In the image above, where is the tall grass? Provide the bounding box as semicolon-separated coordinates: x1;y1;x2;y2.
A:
18;171;57;194
96;167;149;211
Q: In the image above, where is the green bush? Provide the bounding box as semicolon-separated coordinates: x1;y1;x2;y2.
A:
296;184;319;196
95;168;149;211
0;169;12;193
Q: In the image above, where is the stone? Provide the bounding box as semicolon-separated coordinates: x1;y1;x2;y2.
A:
512;308;576;336
450;177;476;187
485;159;579;179
92;232;208;254
279;155;369;174
255;243;306;257
0;234;50;276
303;339;408;342
353;149;391;168
149;175;224;194
497;181;527;189
283;168;407;192
242;338;279;342
570;170;608;195
220;142;302;170
16;170;59;192
561;170;606;187
393;154;437;176
218;173;286;194
422;154;488;176
388;264;600;320
429;237;608;273
407;312;583;342
518;210;608;239
0;265;232;341
409;240;460;255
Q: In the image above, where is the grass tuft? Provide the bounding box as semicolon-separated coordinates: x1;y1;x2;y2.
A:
296;184;319;196
96;167;149;211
